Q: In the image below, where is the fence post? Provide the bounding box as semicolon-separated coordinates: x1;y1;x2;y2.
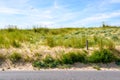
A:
86;40;88;50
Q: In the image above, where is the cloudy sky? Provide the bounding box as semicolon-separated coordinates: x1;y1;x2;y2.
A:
0;0;120;28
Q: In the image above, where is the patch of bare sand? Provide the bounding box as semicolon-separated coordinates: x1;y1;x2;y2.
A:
0;62;120;71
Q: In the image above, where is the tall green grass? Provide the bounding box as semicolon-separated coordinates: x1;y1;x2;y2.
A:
0;26;120;49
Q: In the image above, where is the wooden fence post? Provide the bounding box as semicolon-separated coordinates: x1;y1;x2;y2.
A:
86;40;88;50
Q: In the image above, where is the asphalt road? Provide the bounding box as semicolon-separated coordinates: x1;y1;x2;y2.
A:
0;70;120;80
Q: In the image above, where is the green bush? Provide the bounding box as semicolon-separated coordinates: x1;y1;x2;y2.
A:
32;48;120;68
32;61;46;68
59;51;86;64
7;25;18;32
43;55;55;63
9;52;22;63
33;27;49;33
88;49;115;63
32;55;60;68
115;58;120;65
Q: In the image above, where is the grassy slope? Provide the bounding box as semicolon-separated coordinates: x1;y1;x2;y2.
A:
0;26;120;69
0;27;120;48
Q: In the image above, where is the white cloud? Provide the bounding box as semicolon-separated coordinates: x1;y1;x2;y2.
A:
0;0;72;28
53;0;59;9
35;21;55;26
110;0;120;3
0;7;21;14
73;10;120;25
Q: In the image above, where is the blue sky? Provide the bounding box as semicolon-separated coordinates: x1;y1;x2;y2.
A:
0;0;120;28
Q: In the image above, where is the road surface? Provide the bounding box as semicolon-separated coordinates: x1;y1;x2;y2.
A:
0;70;120;80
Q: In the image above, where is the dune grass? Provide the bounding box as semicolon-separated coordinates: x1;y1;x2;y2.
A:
88;49;116;63
0;26;120;49
0;26;120;68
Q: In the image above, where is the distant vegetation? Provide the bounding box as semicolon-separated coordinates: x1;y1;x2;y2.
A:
0;25;120;68
0;25;120;49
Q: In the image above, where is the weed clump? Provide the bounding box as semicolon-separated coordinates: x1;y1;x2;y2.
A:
9;52;22;63
33;27;49;33
88;49;115;63
32;55;59;68
12;40;21;48
115;56;120;66
59;51;86;64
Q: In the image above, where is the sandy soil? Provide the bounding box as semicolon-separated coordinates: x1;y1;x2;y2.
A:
0;62;120;71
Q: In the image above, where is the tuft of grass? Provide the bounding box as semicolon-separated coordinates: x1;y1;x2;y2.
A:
24;55;33;62
88;49;115;63
57;64;71;69
111;35;119;41
8;52;22;63
106;40;115;50
12;40;21;48
92;65;101;70
46;36;55;47
33;53;42;60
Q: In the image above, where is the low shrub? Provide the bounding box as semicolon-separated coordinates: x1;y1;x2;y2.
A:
7;25;18;32
33;27;49;33
43;55;55;63
59;51;86;64
9;52;22;63
32;61;46;68
32;55;60;68
88;49;115;63
115;58;120;65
